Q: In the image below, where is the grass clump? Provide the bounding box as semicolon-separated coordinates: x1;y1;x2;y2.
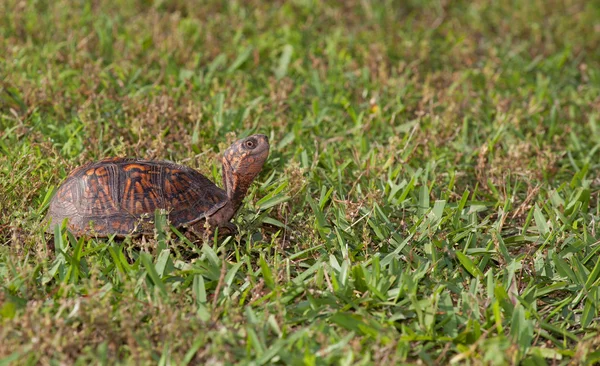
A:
2;0;600;364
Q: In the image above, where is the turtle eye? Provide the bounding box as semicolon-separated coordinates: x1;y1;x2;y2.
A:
244;139;257;150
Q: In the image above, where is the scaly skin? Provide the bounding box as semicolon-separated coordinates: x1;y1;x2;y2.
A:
208;134;270;232
47;134;270;237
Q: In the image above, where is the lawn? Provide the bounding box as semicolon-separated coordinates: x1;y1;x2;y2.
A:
1;0;600;364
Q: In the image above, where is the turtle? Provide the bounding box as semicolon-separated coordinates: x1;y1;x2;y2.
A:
46;134;270;237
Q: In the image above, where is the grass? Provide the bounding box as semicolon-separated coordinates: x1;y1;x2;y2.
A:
1;0;600;364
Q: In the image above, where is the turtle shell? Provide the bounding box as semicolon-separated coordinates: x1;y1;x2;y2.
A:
47;157;228;236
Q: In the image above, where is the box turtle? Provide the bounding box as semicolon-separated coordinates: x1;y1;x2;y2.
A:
46;134;270;237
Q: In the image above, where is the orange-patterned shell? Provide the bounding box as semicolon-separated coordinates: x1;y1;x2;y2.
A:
47;158;228;236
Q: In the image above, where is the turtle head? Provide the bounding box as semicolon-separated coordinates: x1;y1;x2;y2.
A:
222;134;270;208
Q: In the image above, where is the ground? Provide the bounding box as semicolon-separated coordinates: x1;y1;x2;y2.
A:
1;0;600;364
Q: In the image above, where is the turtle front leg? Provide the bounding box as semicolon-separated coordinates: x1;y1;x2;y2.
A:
207;208;238;237
218;222;238;236
188;221;237;240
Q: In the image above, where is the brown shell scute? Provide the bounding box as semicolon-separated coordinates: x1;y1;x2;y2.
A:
47;158;228;236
